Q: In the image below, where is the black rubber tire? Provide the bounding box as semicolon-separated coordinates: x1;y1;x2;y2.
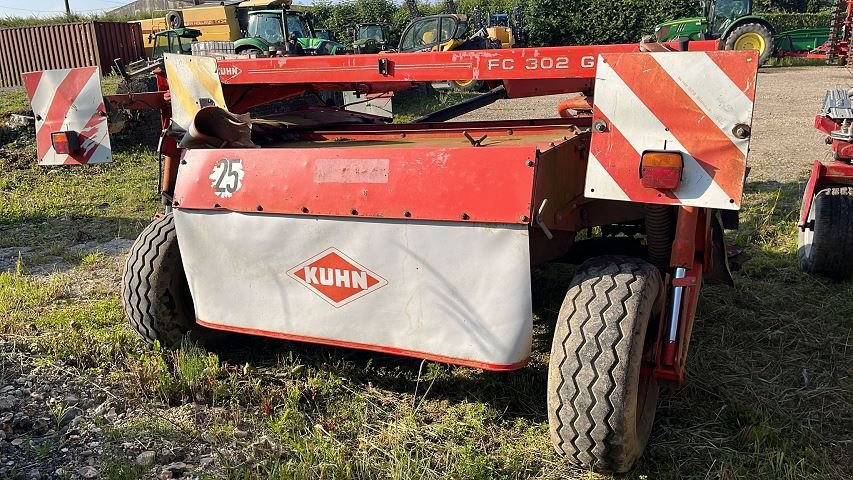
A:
547;256;663;473
798;186;853;278
450;79;485;92
122;214;214;347
166;11;184;29
723;23;775;65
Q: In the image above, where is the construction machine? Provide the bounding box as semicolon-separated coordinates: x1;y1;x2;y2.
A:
398;1;524;90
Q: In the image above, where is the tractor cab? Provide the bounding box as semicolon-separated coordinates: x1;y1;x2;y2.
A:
151;28;202;59
399;14;473;52
489;13;509;27
352;23;390;54
235;9;344;55
707;0;752;36
314;28;334;41
654;0;774;63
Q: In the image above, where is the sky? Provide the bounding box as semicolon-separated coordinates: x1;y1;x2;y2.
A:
0;0;314;19
0;0;126;17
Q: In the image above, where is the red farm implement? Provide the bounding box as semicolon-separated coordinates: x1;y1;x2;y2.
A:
21;39;758;472
798;88;853;278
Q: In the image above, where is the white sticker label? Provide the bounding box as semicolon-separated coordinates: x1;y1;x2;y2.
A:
210;159;244;198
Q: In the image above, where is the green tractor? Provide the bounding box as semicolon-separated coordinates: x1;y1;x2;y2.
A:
150;27;203;58
314;28;334;41
234;9;345;55
654;0;775;64
352;23;391;54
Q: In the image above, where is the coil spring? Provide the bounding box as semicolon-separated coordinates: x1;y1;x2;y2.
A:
645;204;674;269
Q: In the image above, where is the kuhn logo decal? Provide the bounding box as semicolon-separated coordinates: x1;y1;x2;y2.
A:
287;248;387;307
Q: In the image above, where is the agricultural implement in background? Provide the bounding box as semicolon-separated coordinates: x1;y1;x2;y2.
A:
798;88;853;278
21;39;758;472
655;0;849;64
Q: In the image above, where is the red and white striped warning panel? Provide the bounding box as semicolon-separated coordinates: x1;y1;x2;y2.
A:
587;51;758;210
21;67;111;165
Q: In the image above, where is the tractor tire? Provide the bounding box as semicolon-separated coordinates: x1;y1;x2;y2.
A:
798;186;853;278
724;23;775;65
166;11;184;29
547;256;663;473
122;214;217;347
450;79;484;92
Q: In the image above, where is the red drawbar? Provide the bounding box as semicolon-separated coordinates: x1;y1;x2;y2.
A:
196;319;530;372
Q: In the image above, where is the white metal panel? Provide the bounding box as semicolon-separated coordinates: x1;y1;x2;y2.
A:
163;54;227;131
24;67;111;165
174;210;533;367
586;51;756;210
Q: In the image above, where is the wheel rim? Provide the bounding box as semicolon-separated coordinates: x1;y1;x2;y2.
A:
453;79;476;88
733;32;766;54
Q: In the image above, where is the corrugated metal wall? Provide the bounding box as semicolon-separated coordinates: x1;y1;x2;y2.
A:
0;22;144;88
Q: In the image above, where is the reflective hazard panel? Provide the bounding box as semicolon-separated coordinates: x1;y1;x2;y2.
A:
21;67;111;165
586;51;758;210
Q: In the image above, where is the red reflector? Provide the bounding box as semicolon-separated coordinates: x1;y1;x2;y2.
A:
51;131;80;155
640;151;683;190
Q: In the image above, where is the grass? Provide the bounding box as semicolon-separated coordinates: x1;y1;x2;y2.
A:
0;87;29;118
392;87;480;123
0;87;851;479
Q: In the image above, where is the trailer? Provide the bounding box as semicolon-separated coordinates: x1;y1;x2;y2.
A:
798;89;853;278
21;40;758;472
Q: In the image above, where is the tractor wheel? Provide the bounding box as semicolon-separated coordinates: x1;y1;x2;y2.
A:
122;214;218;347
166;11;184;29
450;79;484;92
724;23;775;65
547;256;662;473
798;186;853;278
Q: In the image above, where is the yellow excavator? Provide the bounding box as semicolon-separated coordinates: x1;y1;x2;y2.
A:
399;0;525;91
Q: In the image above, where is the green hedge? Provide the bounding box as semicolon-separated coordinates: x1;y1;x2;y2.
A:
761;12;832;31
312;0;700;48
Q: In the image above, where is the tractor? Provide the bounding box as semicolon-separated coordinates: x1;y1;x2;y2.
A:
352;23;391;54
314;28;334;41
655;0;776;64
234;9;344;55
151;27;203;59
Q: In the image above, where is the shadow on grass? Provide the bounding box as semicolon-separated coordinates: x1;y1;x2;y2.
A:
0;214;150;274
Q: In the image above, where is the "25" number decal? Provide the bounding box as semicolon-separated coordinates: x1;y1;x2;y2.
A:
209;158;244;198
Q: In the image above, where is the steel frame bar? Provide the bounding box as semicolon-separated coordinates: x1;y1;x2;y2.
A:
214;41;721;87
